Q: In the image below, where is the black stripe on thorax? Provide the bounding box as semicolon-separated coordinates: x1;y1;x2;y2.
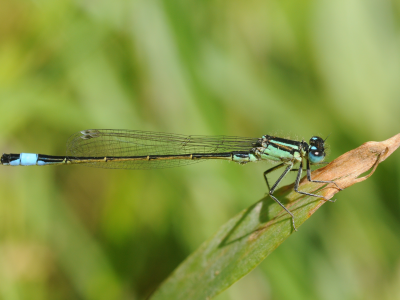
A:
263;136;304;155
264;136;302;147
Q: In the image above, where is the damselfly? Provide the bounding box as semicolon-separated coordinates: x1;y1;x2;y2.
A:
1;129;340;231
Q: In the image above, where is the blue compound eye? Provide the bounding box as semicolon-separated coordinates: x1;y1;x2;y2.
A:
308;137;326;164
308;149;325;164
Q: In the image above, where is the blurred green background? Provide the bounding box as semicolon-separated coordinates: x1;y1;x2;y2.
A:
1;0;400;299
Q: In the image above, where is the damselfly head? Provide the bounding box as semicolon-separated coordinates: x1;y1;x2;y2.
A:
308;136;326;164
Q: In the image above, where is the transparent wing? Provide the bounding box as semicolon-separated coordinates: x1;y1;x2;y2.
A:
66;129;259;169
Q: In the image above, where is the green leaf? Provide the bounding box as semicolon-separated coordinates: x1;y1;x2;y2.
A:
149;134;400;300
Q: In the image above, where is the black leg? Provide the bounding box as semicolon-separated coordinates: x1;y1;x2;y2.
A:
290;168;306;172
305;160;342;191
267;163;298;231
263;163;285;191
290;161;327;172
293;160;337;202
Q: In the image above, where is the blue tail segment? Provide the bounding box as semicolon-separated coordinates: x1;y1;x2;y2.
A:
22;153;39;166
1;153;66;166
1;153;39;166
